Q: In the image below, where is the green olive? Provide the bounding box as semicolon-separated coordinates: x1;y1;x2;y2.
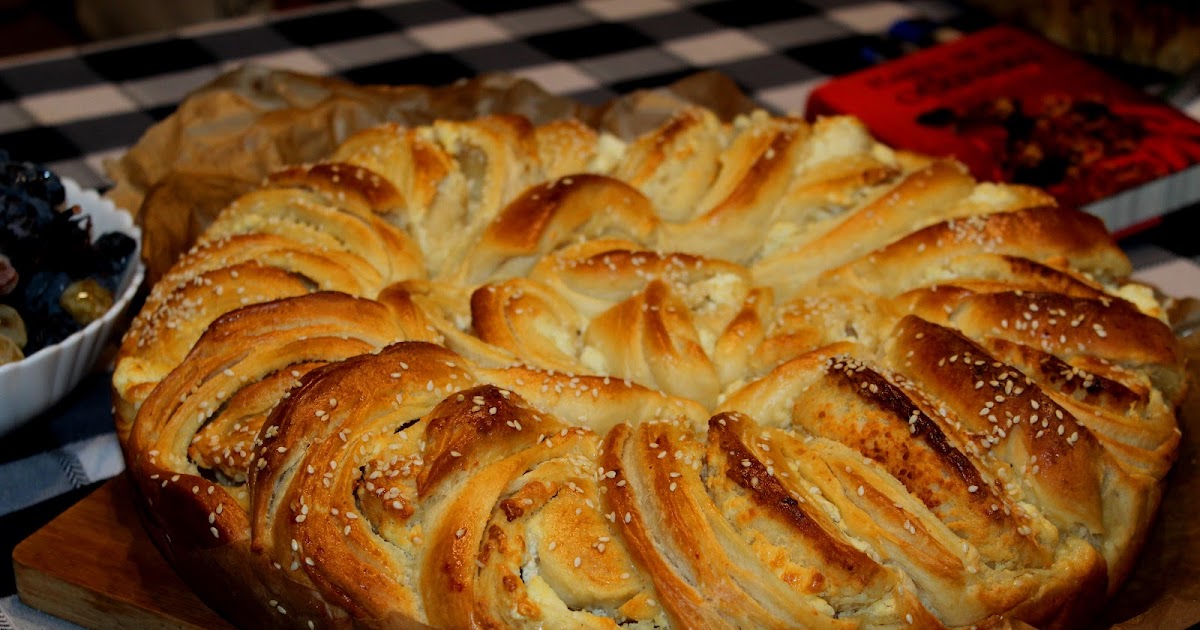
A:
60;278;114;326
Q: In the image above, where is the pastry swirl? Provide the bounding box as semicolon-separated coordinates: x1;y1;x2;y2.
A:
114;105;1185;629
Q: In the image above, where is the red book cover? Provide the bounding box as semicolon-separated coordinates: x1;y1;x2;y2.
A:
805;25;1200;237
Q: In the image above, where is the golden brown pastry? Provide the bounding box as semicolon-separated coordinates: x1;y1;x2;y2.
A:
114;105;1186;629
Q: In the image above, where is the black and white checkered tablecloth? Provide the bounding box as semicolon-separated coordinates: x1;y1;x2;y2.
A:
1;0;1198;627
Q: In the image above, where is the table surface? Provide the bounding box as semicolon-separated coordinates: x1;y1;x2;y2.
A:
2;0;1199;628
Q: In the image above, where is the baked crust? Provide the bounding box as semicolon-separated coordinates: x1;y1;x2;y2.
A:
114;106;1185;629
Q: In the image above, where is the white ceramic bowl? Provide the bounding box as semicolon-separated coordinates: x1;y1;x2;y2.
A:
0;178;145;436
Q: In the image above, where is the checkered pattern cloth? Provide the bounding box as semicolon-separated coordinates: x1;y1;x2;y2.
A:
1;1;1198;628
0;0;951;184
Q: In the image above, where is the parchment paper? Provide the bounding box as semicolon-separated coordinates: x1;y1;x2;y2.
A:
101;63;1200;630
102;66;756;284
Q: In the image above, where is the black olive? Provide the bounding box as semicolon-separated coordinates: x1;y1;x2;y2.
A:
18;270;72;320
1;159;66;208
92;231;137;275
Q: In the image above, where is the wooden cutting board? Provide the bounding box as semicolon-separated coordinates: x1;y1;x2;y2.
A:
12;474;234;630
11;467;1199;629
